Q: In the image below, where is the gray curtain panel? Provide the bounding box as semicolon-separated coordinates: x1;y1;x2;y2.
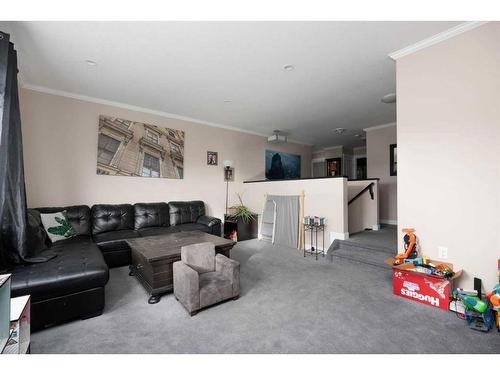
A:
0;32;53;270
267;195;299;249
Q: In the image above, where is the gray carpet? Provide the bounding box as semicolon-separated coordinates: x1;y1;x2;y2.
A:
327;225;397;269
348;225;398;252
32;239;500;354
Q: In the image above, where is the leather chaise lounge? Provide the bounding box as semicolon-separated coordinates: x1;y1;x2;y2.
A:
8;201;221;331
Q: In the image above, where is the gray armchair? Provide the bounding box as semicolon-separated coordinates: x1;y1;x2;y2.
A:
173;242;240;316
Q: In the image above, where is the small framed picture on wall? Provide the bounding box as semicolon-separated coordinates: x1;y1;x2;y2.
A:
389;144;397;176
207;151;218;166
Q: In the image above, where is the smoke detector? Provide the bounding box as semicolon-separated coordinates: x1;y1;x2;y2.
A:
267;130;287;144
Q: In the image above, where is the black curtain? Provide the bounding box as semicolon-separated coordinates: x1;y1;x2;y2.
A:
0;32;50;270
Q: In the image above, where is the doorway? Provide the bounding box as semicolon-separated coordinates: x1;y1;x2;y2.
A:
355;157;367;179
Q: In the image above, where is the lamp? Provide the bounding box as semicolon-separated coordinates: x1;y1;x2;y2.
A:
223;160;234;216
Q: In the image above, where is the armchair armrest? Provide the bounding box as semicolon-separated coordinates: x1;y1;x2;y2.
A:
173;261;200;313
215;254;240;297
196;215;222;236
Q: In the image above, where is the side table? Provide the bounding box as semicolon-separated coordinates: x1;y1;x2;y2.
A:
303;224;325;260
1;295;31;354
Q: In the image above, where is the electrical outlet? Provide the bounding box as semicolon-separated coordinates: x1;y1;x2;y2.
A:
438;246;448;259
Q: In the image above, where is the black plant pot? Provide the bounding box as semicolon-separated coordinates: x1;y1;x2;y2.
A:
224;214;258;242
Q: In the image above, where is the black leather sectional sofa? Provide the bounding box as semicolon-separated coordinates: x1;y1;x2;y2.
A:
9;201;221;331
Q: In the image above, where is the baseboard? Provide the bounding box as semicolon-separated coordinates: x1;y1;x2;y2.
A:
380;219;397;226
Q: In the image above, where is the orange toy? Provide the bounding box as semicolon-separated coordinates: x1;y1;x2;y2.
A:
394;228;418;265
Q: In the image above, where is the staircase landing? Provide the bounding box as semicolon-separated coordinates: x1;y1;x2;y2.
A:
327;225;397;269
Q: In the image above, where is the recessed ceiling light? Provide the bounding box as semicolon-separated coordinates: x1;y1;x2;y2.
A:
283;64;294;71
85;59;97;66
381;93;396;103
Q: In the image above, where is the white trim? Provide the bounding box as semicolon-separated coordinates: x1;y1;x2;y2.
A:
363;122;396;132
380;219;397;226
312;157;326;163
323;145;343;151
371;225;380;231
22;83;313;146
389;22;488;61
329;231;349;244
352;146;366;152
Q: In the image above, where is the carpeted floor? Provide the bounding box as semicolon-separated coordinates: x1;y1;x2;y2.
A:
328;225;397;268
348;225;398;251
31;239;500;354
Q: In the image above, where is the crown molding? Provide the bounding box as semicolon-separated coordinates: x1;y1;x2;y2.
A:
363;122;396;132
389;21;489;61
21;83;312;146
323;145;343;151
352;145;366;151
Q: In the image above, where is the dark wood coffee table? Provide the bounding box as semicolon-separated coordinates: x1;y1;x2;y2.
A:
126;231;235;304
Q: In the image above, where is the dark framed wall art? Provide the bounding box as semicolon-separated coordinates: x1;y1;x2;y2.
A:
390;143;397;176
207;151;218;166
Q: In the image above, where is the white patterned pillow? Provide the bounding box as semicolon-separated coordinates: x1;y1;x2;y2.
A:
40;211;77;243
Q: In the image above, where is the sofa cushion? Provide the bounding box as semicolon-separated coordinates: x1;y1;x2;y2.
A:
199;271;233;309
93;229;139;245
35;205;91;237
137;226;180;238
134;202;169;230
40;211;77;243
10;236;109;302
91;204;134;235
176;223;210;233
169;201;205;226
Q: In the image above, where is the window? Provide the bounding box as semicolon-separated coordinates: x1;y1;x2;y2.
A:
176;166;183;179
170;143;181;154
146;129;159;144
97;134;120;165
142;153;160;177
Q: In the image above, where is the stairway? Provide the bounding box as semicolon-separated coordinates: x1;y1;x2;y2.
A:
326;239;395;269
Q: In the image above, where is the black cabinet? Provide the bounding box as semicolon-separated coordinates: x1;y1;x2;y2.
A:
224;215;258;242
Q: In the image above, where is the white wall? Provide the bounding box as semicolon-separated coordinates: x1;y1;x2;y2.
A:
19;88;312;221
366;123;397;224
243;177;349;246
397;22;500;288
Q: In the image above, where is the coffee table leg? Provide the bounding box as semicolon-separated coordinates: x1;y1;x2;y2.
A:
148;294;161;304
128;265;135;276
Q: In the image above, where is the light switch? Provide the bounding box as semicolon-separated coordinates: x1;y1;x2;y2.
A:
438;246;448;259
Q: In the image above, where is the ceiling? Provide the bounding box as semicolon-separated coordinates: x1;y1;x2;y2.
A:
1;21;460;148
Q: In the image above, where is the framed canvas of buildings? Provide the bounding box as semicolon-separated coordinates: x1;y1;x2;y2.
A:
97;115;185;179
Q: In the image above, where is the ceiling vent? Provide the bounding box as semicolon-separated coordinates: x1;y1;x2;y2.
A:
267;130;287;144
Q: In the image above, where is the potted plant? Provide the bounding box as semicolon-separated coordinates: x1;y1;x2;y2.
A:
225;193;258;241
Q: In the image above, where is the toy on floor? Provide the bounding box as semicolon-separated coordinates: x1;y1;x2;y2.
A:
486;284;500;310
394;228;418;265
453;278;494;332
487;284;500;332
